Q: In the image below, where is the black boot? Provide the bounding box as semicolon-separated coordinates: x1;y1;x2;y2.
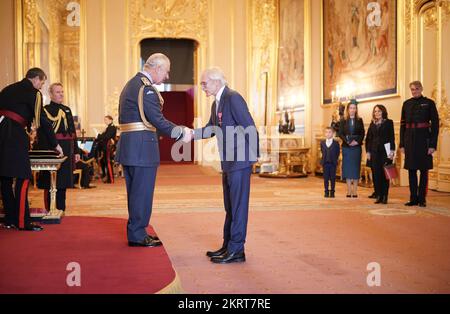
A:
324;190;330;198
330;190;335;198
382;195;388;204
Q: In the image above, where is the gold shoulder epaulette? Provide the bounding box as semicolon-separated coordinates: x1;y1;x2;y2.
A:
141;77;151;86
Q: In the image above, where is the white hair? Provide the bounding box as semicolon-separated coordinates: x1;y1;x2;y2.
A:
203;67;227;86
143;53;170;70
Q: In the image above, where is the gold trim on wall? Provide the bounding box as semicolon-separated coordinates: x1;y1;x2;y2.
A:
247;0;279;129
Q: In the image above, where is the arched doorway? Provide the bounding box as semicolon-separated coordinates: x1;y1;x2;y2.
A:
140;38;197;163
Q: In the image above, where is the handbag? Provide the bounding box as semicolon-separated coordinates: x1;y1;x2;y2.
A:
383;163;398;180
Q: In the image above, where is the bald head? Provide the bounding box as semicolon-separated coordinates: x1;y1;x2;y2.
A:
143;53;171;85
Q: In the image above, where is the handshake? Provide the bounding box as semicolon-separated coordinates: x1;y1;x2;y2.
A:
181;127;194;143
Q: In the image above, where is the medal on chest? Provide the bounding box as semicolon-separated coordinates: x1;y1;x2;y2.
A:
218;112;222;127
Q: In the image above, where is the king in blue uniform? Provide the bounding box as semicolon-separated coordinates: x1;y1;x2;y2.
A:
115;53;187;247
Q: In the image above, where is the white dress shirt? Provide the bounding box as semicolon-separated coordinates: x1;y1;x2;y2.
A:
215;85;226;114
325;138;333;148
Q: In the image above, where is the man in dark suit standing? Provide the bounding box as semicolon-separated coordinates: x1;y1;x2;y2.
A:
193;67;259;264
96;115;117;183
0;68;63;231
400;81;439;207
115;53;190;247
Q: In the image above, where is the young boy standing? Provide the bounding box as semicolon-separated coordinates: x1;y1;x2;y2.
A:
321;127;340;198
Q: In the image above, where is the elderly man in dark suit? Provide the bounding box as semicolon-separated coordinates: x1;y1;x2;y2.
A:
115;53;191;247
192;67;259;264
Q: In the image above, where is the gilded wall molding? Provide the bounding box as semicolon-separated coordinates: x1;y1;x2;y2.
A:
247;0;279;128
405;0;413;44
129;0;208;42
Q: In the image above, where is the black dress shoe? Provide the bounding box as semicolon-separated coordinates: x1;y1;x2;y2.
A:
324;191;330;198
206;247;227;258
352;195;358;198
19;223;43;231
346;194;351;198
147;234;160;241
128;235;162;247
2;223;17;230
405;201;418;206
211;251;246;264
368;192;377;199
330;191;335;198
375;197;382;204
418;202;426;207
382;195;388;204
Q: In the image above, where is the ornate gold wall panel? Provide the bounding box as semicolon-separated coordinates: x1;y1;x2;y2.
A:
247;0;279;129
411;0;450;191
128;0;208;73
19;0;82;116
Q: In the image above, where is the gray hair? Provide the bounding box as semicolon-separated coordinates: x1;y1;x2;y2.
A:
409;80;423;89
143;53;170;70
203;67;227;86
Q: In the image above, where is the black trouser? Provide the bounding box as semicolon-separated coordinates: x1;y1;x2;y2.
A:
100;148;114;183
44;188;67;211
371;152;390;198
0;177;31;228
323;163;337;192
408;169;428;203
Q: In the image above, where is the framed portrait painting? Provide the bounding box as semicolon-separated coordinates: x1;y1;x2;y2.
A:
322;0;397;104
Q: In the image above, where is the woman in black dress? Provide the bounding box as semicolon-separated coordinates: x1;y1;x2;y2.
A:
365;105;395;204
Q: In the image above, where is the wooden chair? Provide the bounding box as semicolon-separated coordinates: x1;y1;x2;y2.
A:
73;169;82;189
73;158;95;188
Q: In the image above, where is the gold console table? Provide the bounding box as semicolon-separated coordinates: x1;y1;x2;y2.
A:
0;155;66;223
30;156;67;223
258;134;310;178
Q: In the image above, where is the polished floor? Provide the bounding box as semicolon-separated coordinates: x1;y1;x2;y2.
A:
28;165;450;293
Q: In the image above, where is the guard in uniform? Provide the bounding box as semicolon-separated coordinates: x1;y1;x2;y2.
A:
96;115;117;183
35;83;80;212
0;68;62;231
115;53;187;247
400;81;439;207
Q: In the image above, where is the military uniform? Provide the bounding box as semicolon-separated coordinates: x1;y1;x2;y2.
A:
400;95;439;205
34;101;80;211
97;123;117;183
0;79;57;229
115;72;183;245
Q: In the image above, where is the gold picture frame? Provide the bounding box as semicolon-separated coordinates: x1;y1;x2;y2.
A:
321;0;399;105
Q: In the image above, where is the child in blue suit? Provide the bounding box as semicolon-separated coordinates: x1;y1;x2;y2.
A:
320;127;340;198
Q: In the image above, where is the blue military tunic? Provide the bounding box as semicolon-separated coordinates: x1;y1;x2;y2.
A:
115;72;183;242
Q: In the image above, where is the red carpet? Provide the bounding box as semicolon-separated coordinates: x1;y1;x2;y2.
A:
0;217;180;294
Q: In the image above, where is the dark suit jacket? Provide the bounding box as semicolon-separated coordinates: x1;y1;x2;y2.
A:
320;140;340;166
365;119;395;157
338;117;365;147
194;86;259;173
115;72;182;167
0;79;57;179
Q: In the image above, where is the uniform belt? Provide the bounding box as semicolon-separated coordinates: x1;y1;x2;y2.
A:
119;122;156;133
405;122;430;129
0;110;27;128
55;133;76;140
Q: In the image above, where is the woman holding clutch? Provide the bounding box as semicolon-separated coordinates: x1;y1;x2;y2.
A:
365;104;395;204
339;100;365;197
